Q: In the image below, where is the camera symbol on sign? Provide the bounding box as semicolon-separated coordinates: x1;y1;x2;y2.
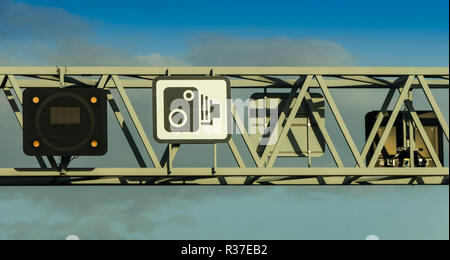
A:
164;87;221;133
153;76;230;143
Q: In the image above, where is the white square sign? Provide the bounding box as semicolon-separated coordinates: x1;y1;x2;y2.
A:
153;76;231;143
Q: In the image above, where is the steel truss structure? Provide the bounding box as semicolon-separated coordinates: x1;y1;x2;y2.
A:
0;66;448;185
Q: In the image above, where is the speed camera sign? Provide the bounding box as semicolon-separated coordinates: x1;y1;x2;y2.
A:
153;76;231;143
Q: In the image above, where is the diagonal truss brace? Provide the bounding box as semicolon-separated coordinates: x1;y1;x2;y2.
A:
0;75;57;169
110;75;161;168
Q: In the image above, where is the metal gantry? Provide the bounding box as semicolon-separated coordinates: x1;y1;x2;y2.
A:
0;66;448;185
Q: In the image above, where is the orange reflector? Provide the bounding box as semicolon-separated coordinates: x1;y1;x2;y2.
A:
33;97;40;104
33;141;40;148
91;97;98;104
91;140;98;148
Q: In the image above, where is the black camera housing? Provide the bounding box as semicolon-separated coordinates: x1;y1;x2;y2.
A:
164;87;199;133
163;87;222;133
23;88;107;156
365;110;443;167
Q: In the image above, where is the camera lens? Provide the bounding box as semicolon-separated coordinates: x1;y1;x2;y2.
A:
183;90;194;101
168;108;188;128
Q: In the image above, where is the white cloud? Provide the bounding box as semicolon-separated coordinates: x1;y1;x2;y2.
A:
0;0;183;66
0;1;355;67
136;52;188;66
185;34;355;66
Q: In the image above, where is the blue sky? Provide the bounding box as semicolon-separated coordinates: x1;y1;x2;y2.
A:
42;0;450;66
1;0;449;66
19;0;450;30
0;0;449;240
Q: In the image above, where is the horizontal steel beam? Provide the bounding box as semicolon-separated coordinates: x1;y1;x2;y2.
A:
0;67;448;76
0;176;447;185
0;167;448;177
3;79;449;89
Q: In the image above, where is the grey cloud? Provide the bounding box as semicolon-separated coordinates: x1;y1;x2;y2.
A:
165;214;196;226
0;187;262;239
0;37;185;66
0;217;129;240
136;52;188;66
0;187;263;214
185;34;355;66
33;40;135;66
0;0;90;39
0;2;355;67
0;0;185;66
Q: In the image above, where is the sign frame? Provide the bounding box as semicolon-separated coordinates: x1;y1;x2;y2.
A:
152;76;231;144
